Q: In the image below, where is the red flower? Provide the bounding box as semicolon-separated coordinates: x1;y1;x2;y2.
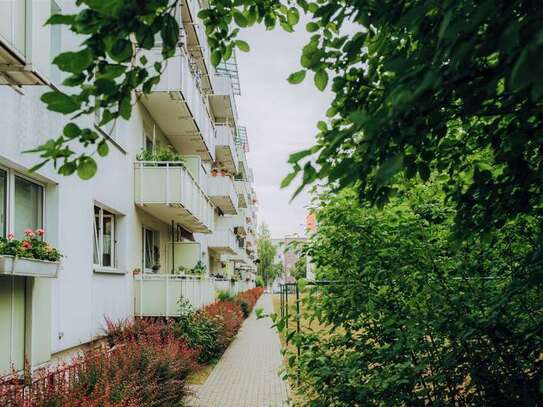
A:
7;232;14;241
24;229;35;238
35;228;45;237
22;240;32;250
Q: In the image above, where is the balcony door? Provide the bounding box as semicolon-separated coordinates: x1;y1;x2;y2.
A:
143;227;160;273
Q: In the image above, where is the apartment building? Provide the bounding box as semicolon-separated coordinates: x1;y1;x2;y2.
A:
0;0;257;375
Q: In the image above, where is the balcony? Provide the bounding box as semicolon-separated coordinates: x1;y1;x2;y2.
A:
134;275;216;317
215;126;238;174
232;209;248;235
134;161;214;233
237;144;249;179
207;175;238;215
140;47;216;162
209;74;238;125
234;180;250;208
208;229;237;254
0;5;47;85
181;0;214;90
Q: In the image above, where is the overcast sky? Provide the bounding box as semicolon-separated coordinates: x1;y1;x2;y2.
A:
235;24;333;239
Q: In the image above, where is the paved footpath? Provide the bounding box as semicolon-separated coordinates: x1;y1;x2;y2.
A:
189;293;289;407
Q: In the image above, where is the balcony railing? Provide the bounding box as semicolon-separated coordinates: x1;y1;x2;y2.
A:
134;161;214;233
140;46;216;161
207;175;238;215
209;74;239;125
234;180;250;208
207;229;237;254
215;126;238;173
134;274;253;317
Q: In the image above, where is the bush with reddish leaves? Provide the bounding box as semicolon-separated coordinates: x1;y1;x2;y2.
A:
1;333;198;406
0;288;263;405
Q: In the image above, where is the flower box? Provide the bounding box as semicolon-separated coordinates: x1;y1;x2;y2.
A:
0;255;60;278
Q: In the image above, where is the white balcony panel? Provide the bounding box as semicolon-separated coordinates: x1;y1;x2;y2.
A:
141;47;216;161
208;229;237;254
134;274;253;317
237;145;249;178
215;126;238;173
134;162;214;233
207;176;238;215
234;180;250;208
231;210;248;236
181;0;213;90
0;2;47;86
209;74;238;125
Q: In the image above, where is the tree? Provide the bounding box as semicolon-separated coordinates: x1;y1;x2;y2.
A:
279;184;543;405
256;223;277;285
199;1;543;236
291;254;307;281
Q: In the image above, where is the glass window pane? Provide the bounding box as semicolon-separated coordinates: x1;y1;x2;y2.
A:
14;177;43;239
93;206;100;265
0;170;6;238
102;213;114;267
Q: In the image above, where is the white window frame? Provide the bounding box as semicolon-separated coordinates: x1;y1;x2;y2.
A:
0;164;45;239
93;205;116;270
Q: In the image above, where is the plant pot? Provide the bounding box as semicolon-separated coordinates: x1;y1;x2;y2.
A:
211;170;218;177
0;255;60;278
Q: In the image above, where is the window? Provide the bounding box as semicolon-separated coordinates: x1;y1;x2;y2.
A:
0;170;6;238
14;176;43;239
0;168;45;239
143;227;160;272
93;206;116;268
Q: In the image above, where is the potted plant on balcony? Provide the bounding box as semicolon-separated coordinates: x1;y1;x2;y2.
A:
220;168;227;177
136;144;185;167
211;168;218;177
0;229;62;278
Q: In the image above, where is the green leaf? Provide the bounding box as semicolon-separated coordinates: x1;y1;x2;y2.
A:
97;140;109;157
98;64;126;80
58;162;76;176
235;40;250;52
376;154;404;185
109;39;133;63
306;22;319;32
317;121;327;132
288;148;314;164
314;69;328;91
288;70;306;84
53;49;93;74
41;91;80;114
211;50;222;67
63;123;81;139
119;96;132;120
287;8;300;25
281;171;297;188
46;14;75;25
233;11;248;27
77;157;97;180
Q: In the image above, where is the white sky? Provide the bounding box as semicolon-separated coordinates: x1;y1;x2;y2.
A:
236;24;333;239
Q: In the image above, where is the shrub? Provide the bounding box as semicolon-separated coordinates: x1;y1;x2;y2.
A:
256;276;264;287
237;299;250;318
216;289;233;302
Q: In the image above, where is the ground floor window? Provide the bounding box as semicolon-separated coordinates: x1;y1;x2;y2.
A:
0;167;44;239
93;206;116;268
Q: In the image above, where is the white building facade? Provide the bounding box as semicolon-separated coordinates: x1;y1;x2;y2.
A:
0;0;258;375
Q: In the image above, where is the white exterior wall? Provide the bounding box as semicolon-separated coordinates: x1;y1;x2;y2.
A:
0;0;258;368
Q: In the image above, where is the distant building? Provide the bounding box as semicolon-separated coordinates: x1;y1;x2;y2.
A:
271;233;307;275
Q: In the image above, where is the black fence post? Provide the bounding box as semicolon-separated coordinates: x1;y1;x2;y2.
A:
296;282;301;385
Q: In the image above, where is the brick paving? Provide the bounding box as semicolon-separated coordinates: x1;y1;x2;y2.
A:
189;293;289;407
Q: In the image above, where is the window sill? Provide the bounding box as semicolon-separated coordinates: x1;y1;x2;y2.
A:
93;266;125;275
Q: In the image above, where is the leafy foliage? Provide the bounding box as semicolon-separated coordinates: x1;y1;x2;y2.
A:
136;143;185;163
31;0;181;179
278;186;543;405
200;0;543;234
256;223;279;284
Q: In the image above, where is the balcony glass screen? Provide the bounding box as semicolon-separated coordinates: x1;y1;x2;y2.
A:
14;176;43;239
0;0;26;55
